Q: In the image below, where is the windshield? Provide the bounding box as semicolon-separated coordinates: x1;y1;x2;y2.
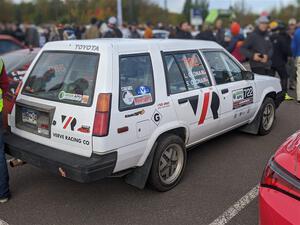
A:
22;51;99;106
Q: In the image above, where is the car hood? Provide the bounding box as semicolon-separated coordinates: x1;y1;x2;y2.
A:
273;131;300;179
254;74;280;82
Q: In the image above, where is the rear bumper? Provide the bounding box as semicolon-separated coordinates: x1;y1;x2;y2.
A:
259;186;300;225
4;133;117;183
275;91;284;108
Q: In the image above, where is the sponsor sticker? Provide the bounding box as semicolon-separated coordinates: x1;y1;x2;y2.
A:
232;87;254;109
52;132;90;145
122;91;134;105
134;93;153;106
125;109;145;118
157;102;170;109
58;91;83;102
135;86;151;95
81;95;89;104
77;125;91;134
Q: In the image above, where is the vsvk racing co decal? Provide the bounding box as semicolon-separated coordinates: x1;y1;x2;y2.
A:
232;86;254;109
61;115;77;131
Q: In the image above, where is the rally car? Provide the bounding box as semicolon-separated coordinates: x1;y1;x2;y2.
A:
4;39;283;191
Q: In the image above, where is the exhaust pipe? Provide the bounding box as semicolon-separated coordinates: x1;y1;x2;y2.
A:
9;159;26;167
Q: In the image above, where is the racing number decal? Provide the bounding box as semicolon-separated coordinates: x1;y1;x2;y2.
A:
198;92;210;125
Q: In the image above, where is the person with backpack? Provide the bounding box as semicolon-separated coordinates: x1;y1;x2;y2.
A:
226;22;245;62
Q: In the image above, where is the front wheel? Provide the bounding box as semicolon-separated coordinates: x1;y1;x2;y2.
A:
148;134;186;192
258;97;276;135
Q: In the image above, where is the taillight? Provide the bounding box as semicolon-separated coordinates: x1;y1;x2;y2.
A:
92;93;111;137
261;159;300;200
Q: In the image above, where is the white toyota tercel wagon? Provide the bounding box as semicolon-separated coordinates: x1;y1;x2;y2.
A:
5;39;283;191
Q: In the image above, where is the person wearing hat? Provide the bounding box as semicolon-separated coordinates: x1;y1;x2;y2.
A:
0;58;9;203
103;17;123;38
291;23;300;104
226;22;245;62
270;21;294;100
241;16;273;75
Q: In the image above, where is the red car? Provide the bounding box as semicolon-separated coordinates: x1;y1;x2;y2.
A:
260;130;300;225
2;48;40;127
0;34;26;55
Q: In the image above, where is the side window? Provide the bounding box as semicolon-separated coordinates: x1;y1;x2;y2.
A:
203;51;243;85
163;51;211;95
0;40;22;54
119;54;155;111
164;55;187;94
174;52;211;90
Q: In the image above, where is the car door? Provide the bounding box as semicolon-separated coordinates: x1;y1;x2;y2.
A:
162;51;221;145
202;50;257;131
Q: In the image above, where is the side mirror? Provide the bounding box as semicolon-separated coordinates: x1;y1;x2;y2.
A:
242;70;254;80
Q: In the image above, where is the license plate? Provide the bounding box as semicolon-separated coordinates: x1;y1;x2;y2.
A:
22;109;38;125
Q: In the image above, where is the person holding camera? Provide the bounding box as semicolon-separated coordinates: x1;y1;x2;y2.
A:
241;16;273;75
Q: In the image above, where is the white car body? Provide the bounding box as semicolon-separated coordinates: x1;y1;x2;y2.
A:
5;39;283;189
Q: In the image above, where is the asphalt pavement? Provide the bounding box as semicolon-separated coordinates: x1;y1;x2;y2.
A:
0;99;299;225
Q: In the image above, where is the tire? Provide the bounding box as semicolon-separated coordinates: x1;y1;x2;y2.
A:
258;97;276;136
148;134;186;192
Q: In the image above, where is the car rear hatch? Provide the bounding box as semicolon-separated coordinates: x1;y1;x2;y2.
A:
10;50;100;157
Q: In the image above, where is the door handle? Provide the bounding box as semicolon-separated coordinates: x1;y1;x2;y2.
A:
221;88;229;94
178;98;188;104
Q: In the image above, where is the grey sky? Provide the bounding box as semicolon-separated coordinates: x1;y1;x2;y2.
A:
153;0;296;13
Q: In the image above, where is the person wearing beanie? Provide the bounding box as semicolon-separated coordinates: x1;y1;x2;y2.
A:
103;17;123;38
240;16;273;75
226;22;245;62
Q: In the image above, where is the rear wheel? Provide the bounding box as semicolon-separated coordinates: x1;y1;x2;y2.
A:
258;97;276;135
148;134;186;192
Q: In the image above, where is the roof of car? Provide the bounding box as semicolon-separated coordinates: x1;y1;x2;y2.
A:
44;38;223;53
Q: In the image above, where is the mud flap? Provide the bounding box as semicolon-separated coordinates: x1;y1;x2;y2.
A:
125;142;157;189
239;107;263;135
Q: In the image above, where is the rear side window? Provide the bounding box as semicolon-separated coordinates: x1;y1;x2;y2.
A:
163;51;211;95
22;51;99;106
119;54;155;111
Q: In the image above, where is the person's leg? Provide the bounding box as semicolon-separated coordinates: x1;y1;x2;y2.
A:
0;112;9;200
296;57;300;102
276;66;294;100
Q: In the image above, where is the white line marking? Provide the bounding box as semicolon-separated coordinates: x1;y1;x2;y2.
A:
209;185;259;225
0;219;9;225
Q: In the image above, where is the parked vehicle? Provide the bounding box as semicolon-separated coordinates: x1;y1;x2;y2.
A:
4;39;283;191
0;35;26;55
2;48;40;128
260;130;300;225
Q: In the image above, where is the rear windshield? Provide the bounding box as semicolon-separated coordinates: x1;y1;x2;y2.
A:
22;51;99;106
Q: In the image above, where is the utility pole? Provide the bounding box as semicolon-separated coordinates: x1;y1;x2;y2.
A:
117;0;123;26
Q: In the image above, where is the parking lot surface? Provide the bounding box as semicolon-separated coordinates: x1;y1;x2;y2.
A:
0;100;299;225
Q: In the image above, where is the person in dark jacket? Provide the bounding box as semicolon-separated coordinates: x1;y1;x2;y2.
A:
214;19;225;46
270;21;294;100
195;23;216;41
240;16;273;75
175;22;193;39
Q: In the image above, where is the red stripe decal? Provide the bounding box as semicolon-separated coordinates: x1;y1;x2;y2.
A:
63;117;73;129
198;92;210;125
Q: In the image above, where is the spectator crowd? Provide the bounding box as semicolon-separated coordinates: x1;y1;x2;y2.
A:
1;15;300;103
